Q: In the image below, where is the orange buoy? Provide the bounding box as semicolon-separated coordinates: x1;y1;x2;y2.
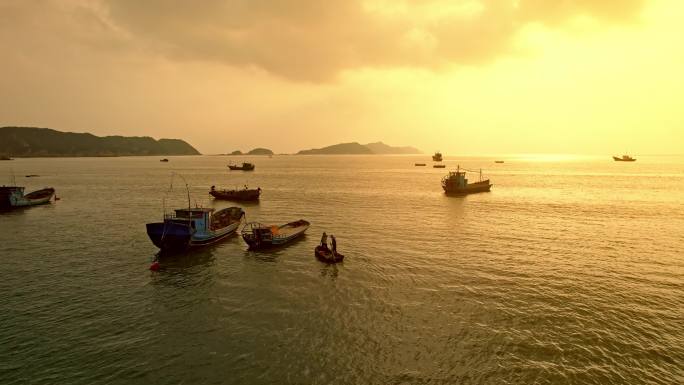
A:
149;261;160;271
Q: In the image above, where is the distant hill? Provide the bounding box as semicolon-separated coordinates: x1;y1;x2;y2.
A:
364;142;421;154
246;148;274;155
0;126;200;157
230;150;243;155
297;142;373;155
297;141;421;155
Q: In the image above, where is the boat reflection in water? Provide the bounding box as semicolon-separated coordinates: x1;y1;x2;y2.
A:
441;165;492;195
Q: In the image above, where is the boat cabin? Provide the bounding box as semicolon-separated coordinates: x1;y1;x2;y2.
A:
443;170;468;189
166;208;214;234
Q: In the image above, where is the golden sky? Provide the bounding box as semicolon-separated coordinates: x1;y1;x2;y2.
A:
1;0;682;154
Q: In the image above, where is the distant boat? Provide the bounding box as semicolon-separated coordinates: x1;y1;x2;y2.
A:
0;156;12;161
0;186;55;209
241;220;310;249
415;163;426;166
210;185;261;201
432;152;443;162
25;175;39;178
160;158;169;162
315;245;344;263
146;206;245;253
433;164;446;168
442;165;492;195
495;160;504;164
228;162;255;171
613;155;636;162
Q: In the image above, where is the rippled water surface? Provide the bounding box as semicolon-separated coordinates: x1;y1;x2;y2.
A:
1;155;683;384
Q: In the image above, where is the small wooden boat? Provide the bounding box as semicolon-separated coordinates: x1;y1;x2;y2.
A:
25;174;39;178
415;163;426;166
0;186;55;209
160;158;169;162
228;162;255;171
432;152;443;162
210;185;261;201
241;220;309;249
0;156;12;161
146;206;245;252
613;155;636;162
494;160;504;164
442;165;492;195
433;164;446;168
315;245;344;263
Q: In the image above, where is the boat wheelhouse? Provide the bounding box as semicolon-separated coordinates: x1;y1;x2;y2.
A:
441;166;492;195
146;206;245;252
613;155;636;162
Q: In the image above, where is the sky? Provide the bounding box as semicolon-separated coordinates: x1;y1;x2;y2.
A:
1;0;682;155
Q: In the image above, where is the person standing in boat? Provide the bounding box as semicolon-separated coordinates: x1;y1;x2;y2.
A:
320;232;328;250
331;235;337;254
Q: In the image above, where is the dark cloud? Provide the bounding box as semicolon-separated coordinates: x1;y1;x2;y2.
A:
2;0;646;81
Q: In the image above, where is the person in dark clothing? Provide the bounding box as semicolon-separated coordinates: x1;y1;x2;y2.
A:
320;232;328;249
330;235;337;254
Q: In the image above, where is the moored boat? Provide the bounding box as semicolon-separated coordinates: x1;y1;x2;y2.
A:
146;206;245;252
432;152;443;162
415;163;426;166
613;155;636;162
315;245;344;263
210;185;261;201
0;156;12;161
228;162;255;171
442;166;492;195
433;164;446;168
495;160;504;163
241;220;310;249
0;186;55;209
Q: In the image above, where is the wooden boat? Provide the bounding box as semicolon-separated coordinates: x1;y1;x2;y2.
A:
0;156;12;161
433;164;446;168
210;185;261;201
415;163;426;166
494;160;504;164
160;158;169;162
442;165;492;195
241;220;310;249
432;152;443;162
0;186;55;209
146;206;245;252
228;162;255;171
613;155;636;162
315;245;344;263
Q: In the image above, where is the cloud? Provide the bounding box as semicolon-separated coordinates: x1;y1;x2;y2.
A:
96;0;646;81
1;0;646;82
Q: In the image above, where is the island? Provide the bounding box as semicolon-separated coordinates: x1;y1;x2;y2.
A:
0;126;200;157
297;141;421;155
246;148;274;156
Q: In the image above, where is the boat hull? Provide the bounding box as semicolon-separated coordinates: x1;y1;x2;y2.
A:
0;187;55;208
146;221;240;252
443;181;492;195
210;189;260;201
613;156;636;162
242;220;309;250
315;246;344;263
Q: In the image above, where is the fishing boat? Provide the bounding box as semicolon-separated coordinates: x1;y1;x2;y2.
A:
210;185;261;201
146;206;245;252
442;165;492;195
160;158;169;162
228;162;255;171
495;160;504;164
315;245;344;263
432;152;443;162
241;220;310;249
0;186;55;209
415;163;426;166
433;164;446;168
0;156;12;161
613;155;636;162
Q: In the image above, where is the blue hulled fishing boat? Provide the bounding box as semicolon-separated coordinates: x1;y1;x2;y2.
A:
146;206;245;252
